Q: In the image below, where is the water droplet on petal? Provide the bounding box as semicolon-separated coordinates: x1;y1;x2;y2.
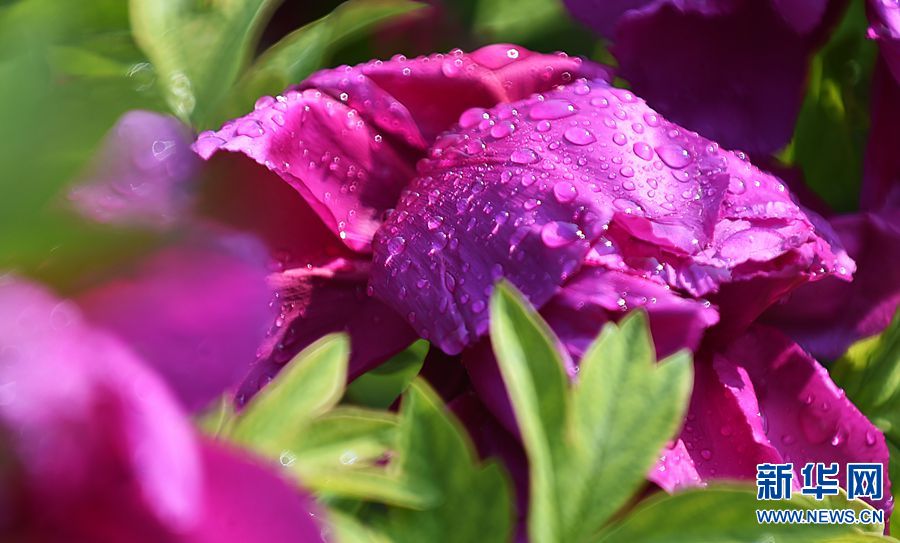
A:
529;99;576;120
540;221;583;247
563;127;595;146
656;144;691;168
553;181;577;203
633;142;653;161
510;148;539;164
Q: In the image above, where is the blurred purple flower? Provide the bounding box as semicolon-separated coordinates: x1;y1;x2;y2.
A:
562;0;846;153
0;278;325;543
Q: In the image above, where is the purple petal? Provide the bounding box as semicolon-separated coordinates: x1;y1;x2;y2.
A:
235;257;417;404
658;325;893;516
868;0;900;84
557;0;655;41
0;277;202;539
610;0;840;153
76;234;273;411
862;59;900;210
763;210;900;360
196;45;607;252
371;77;849;354
190;441;326;543
542;267;719;359
771;0;830;34
68;110;199;229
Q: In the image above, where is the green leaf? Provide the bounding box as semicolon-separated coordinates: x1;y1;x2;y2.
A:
831;310;900;514
231;333;349;445
490;282;693;543
129;0;282;126
327;511;393;543
225;0;425;118
489;282;570;542
596;486;892;543
784;1;875;211
376;380;513;543
345;340;428;409
289;407;397;470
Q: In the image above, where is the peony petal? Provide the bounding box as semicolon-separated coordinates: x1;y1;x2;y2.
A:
68;110;199;229
76;234;273;411
0;277;203;539
196;45;606;252
655;326;893;515
862;59;900;210
371;77;847;354
610;0;841;153
190;441;326;543
541;267;719;359
234;257;417;404
868;0;900;85
561;0;653;38
763;211;900;360
722;325;893;514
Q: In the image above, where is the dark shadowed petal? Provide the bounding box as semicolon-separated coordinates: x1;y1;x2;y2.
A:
561;0;653;37
76;234;273;412
771;0;830;34
655;325;893;515
68;110;199;229
196;154;416;405
0;277;203;540
190;441;326;543
234;257;416;404
763;211;900;360
862;59;900;210
371;77;848;354
195;45;606;252
610;0;840;153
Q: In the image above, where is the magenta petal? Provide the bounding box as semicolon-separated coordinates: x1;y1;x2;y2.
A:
371;77;846;354
235;257;417;403
542;267;719;359
561;0;653;38
611;0;834;153
196;45;607;252
0;278;202;539
763;211;900;360
69;110;199;229
191;441;325;543
868;0;900;84
721;326;893;515
771;0;830;34
76;234;273;411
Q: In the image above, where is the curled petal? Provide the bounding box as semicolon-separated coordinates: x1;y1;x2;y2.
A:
763;211;900;360
196;45;607;252
372;78;847;354
235;258;416;404
68;110;198;229
542;267;719;359
659;326;893;516
0;277;202;538
76;234;274;411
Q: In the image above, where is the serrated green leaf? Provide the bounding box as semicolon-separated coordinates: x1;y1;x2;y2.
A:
129;0;282;126
596;486;891;543
831;310;900;516
231;333;349;445
566;313;692;540
224;0;425;119
328;510;394;543
290;407;397;469
376;380;513;543
490;281;570;542
490;282;693;543
345;340;428;409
